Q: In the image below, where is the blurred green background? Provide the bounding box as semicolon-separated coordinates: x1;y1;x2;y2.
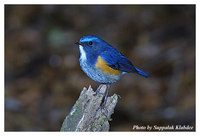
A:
5;5;195;131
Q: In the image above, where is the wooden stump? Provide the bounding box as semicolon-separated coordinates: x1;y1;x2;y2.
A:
60;85;118;131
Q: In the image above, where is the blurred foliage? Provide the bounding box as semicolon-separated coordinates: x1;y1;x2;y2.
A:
5;5;195;131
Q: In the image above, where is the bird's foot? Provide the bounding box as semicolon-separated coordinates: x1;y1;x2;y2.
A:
93;84;110;118
93;84;105;96
93;104;108;118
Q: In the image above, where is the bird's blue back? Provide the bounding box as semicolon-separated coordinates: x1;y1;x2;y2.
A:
78;35;151;79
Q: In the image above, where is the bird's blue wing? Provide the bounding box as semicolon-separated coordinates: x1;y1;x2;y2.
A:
100;49;137;73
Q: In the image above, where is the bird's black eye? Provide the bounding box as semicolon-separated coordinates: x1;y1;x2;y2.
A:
89;41;93;45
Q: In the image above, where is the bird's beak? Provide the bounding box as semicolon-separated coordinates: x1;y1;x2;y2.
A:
75;42;81;45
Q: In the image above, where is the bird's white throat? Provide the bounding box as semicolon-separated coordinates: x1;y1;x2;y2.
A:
79;45;87;61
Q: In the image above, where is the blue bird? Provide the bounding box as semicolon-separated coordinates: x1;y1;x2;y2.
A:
75;35;150;108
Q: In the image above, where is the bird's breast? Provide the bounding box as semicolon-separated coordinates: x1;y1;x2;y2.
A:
79;54;121;84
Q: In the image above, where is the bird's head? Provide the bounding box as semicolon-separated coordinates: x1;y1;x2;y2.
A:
75;35;107;55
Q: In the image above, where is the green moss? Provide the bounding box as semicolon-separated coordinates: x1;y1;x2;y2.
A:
117;94;121;99
89;122;96;131
70;97;85;118
94;114;112;129
89;115;101;131
60;126;64;131
110;96;114;104
103;117;112;122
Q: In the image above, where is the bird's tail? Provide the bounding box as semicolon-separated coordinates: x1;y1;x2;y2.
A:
135;68;151;78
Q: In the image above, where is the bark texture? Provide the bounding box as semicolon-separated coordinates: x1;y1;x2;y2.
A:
60;85;118;131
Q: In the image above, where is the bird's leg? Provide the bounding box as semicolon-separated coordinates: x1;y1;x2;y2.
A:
93;84;105;96
93;84;111;118
101;83;111;108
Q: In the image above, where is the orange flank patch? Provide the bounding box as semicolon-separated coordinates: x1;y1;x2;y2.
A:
95;56;120;76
